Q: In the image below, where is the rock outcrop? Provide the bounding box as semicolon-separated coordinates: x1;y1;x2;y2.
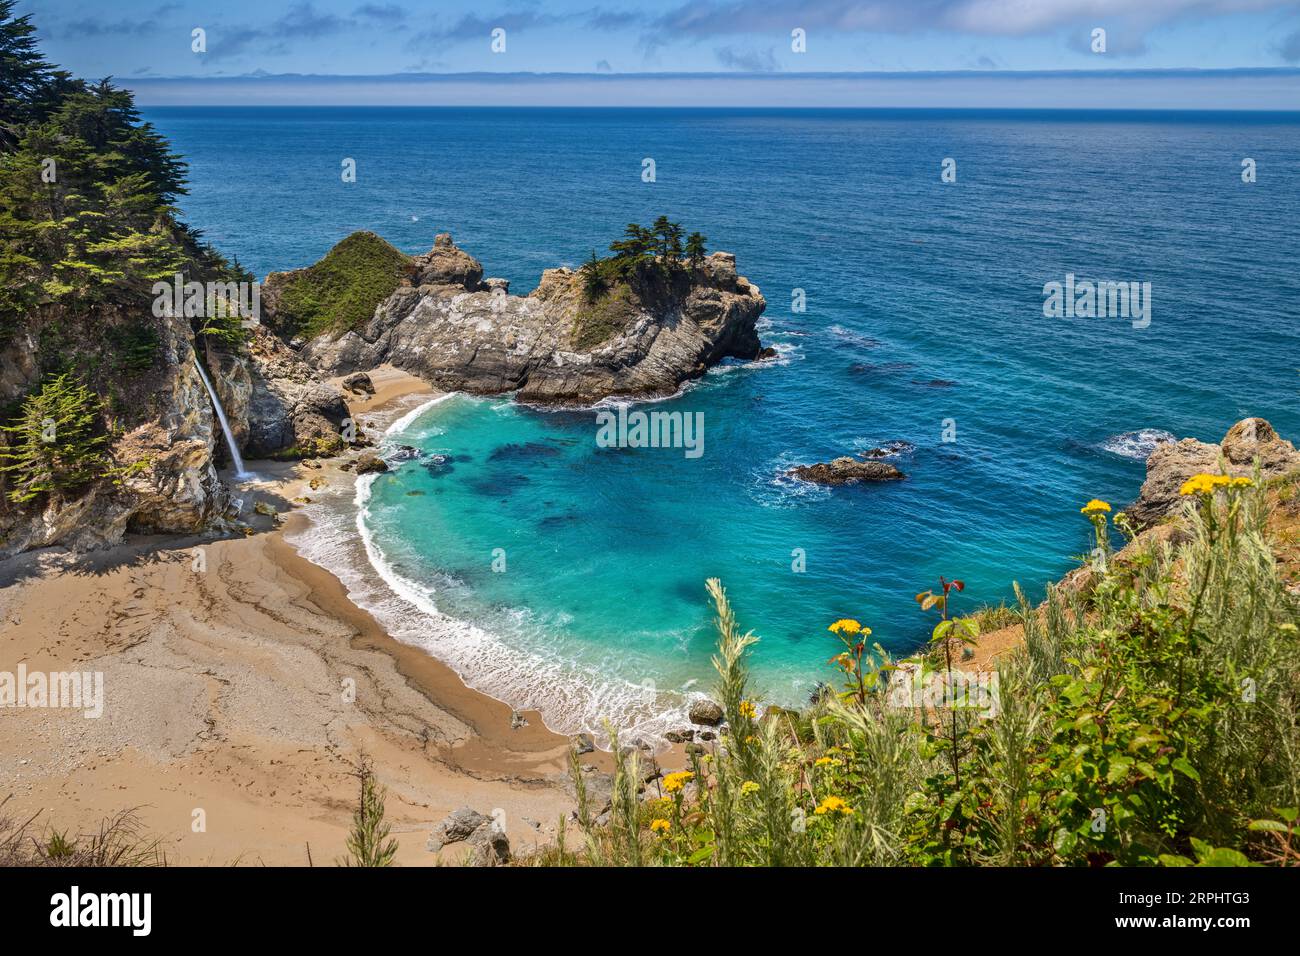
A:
209;329;351;460
789;456;905;485
279;233;767;406
1124;418;1300;530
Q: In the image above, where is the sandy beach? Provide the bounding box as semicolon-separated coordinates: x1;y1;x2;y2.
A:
0;366;600;865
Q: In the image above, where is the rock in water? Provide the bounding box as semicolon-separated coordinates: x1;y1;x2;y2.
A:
1124;418;1300;530
354;452;388;475
689;699;724;725
273;233;768;406
789;457;905;485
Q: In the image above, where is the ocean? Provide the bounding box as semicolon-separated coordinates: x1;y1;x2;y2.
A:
146;106;1300;738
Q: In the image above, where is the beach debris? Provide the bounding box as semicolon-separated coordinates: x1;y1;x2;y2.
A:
342;371;375;395
788;456;904;485
510;710;528;730
572;733;595;755
688;698;724;726
354;452;388;475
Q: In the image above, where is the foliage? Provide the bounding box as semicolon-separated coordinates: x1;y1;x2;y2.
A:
0;372;109;502
268;231;410;340
338;759;399;867
570;476;1300;867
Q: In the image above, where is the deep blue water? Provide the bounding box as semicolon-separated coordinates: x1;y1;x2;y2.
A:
147;107;1300;735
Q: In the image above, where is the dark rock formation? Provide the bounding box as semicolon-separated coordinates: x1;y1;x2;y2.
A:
276;233;767;406
689;699;724;726
1124;418;1300;530
354;452;388;475
789;457;905;485
208;329;351;460
341;371;374;395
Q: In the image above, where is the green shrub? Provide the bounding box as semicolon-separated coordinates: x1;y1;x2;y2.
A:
0;372;109;503
271;231;411;339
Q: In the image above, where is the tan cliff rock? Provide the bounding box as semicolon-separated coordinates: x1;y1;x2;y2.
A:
276;233;768;406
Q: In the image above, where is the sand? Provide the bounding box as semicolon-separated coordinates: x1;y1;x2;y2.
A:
0;368;602;865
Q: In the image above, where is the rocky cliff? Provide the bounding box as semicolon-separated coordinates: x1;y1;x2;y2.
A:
0;308;230;557
1124;418;1300;530
272;233;768;406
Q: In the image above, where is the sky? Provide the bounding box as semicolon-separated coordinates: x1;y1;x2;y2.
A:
23;0;1300;106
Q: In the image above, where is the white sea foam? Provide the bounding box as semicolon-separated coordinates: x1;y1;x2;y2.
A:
287;405;701;747
1099;428;1177;461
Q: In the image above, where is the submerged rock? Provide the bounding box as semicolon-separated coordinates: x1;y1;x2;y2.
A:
789;456;905;485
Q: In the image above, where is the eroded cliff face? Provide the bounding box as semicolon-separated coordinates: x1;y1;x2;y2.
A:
0;309;230;557
209;329;350;460
284;234;768;406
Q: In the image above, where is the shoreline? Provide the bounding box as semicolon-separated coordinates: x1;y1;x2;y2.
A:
0;366;616;865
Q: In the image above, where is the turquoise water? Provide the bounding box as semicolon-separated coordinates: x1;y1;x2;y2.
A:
149;107;1300;735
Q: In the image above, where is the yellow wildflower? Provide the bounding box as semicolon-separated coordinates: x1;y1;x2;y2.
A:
1230;476;1253;488
829;619;861;635
740;780;760;795
649;818;671;835
1080;499;1111;515
814;756;837;767
663;771;694;794
1180;473;1232;496
814;795;854;816
738;700;758;719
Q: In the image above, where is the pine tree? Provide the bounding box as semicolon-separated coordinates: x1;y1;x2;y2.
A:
0;373;109;503
579;249;606;302
686;231;708;267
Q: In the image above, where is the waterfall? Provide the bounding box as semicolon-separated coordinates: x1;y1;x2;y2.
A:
193;355;251;479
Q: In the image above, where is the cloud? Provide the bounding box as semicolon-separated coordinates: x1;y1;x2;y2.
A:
646;1;1298;43
714;45;780;71
276;2;356;39
354;3;407;22
1280;27;1300;61
410;10;561;45
59;18;160;38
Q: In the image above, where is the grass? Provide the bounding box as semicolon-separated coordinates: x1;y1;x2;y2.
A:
0;796;164;866
270;231;411;340
571;280;640;350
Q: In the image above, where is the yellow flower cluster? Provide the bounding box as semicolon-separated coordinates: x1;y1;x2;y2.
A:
1180;473;1251;496
814;795;854;816
829;619;862;635
740;780;760;795
814;756;841;768
663;771;694;794
649;818;671;834
738;699;758;719
1080;499;1111;515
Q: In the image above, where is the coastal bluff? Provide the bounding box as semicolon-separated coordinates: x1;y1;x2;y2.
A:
262;231;769;406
